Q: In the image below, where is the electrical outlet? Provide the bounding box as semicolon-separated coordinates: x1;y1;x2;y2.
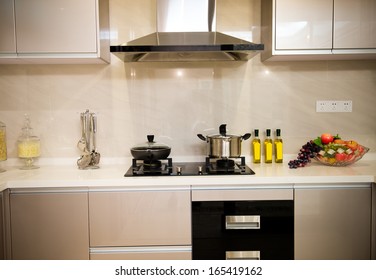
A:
342;101;353;112
316;100;352;112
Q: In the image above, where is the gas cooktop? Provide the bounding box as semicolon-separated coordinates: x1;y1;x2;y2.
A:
124;157;255;177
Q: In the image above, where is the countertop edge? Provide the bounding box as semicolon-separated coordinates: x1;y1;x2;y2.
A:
1;160;375;191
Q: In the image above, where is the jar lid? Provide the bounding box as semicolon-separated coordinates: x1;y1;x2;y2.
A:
19;115;39;140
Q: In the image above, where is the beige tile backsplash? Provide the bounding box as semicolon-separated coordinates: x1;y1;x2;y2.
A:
0;0;375;161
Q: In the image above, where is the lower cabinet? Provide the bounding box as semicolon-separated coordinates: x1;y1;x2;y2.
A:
8;188;89;260
88;186;191;260
191;187;294;260
0;191;4;260
294;184;372;260
373;183;376;260
2;182;373;260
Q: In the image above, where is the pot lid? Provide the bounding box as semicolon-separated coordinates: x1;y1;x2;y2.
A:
205;124;251;140
131;135;171;150
208;124;240;138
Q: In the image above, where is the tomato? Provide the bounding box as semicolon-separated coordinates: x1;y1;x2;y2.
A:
346;154;355;162
335;153;347;161
321;133;334;144
357;145;365;155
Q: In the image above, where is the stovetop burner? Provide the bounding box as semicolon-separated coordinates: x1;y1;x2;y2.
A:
130;158;173;175
125;157;255;177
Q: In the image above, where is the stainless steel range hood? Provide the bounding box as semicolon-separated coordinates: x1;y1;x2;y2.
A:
110;0;264;62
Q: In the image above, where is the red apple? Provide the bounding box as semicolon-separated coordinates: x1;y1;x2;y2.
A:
321;133;334;144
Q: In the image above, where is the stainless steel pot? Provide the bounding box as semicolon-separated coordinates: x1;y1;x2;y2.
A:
197;124;251;158
131;135;171;160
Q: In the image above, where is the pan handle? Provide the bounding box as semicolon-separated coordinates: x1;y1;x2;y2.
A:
197;134;207;141
242;133;251;141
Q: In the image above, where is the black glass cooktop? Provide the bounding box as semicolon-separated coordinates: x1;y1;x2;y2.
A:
124;159;255;177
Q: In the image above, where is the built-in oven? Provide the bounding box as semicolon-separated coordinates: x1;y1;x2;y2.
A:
192;190;294;260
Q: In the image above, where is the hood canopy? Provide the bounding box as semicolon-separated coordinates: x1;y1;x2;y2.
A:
110;0;264;62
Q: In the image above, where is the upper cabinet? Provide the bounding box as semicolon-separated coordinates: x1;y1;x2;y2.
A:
0;0;16;54
261;0;376;60
0;0;110;64
275;0;333;51
333;0;376;50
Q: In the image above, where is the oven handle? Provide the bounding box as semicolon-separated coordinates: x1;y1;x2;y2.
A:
225;215;260;230
226;251;261;260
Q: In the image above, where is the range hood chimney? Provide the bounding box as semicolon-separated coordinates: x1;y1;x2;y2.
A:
110;0;264;62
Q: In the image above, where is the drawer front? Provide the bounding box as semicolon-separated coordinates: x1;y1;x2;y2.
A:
89;190;191;247
192;200;294;260
90;246;191;260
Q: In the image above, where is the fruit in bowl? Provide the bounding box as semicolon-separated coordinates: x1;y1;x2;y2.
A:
315;141;369;166
288;133;369;168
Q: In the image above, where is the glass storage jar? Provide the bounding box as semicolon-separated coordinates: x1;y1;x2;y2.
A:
17;115;40;169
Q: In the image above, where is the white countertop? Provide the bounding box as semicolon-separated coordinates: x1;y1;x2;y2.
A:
1;156;375;191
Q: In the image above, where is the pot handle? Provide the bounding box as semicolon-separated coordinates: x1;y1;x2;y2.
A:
147;135;154;143
219;124;227;136
242;133;252;141
197;134;207;141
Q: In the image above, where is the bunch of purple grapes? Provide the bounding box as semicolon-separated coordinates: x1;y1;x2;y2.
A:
288;140;322;169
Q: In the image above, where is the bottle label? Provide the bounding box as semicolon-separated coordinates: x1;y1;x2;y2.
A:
265;142;273;162
275;141;283;162
253;141;261;163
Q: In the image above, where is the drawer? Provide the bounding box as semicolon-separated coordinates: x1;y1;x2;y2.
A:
89;189;191;247
192;200;294;260
90;246;191;260
192;200;294;238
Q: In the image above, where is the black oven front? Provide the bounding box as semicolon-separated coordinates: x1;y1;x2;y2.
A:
192;200;294;260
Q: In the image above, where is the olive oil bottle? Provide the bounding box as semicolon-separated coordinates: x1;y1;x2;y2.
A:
252;129;261;163
264;129;273;163
274;129;283;163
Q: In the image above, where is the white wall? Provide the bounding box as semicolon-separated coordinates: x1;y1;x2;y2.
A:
0;0;375;163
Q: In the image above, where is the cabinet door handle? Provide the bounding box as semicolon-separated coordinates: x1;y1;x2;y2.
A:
226;251;261;260
225;215;260;229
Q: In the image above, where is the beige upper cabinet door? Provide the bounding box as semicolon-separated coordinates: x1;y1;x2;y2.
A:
333;0;376;49
14;0;97;53
0;0;16;54
275;0;333;50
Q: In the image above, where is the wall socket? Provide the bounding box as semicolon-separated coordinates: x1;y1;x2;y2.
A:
316;100;353;112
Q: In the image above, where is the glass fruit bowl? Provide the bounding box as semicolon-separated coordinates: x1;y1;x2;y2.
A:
314;144;369;166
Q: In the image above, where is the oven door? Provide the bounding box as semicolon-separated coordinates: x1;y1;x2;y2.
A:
192;200;294;260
